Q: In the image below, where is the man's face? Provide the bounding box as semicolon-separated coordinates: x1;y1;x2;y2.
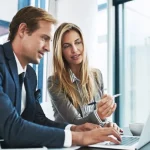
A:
21;20;53;66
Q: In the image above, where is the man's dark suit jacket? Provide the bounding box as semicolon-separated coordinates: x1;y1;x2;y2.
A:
0;42;68;148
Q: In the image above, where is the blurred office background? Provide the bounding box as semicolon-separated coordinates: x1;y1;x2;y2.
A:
0;0;150;127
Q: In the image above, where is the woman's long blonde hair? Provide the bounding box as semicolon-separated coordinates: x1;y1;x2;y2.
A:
51;22;99;107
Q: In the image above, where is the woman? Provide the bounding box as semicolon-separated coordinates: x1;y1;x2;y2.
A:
48;23;122;131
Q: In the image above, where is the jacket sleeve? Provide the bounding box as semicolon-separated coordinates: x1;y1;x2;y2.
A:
0;71;65;148
34;99;68;129
26;66;68;129
94;68;104;97
94;69;111;124
47;76;102;125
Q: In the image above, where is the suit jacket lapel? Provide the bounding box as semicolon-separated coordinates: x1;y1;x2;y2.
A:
23;72;36;121
3;42;19;87
3;42;36;120
3;42;21;112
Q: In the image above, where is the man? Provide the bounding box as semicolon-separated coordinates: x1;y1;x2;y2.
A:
0;6;121;148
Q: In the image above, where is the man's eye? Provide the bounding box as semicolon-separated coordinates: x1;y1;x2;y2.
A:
41;37;46;41
42;36;49;41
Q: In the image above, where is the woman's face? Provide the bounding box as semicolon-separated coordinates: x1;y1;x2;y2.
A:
62;30;84;68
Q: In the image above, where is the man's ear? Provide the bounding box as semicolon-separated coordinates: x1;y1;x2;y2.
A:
18;23;28;38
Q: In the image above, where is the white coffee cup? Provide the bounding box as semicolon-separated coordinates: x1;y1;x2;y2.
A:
129;123;144;136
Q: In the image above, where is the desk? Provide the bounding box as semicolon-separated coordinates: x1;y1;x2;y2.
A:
76;127;150;150
77;142;150;150
0;128;150;150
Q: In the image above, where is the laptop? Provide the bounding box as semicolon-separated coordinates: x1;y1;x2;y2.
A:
88;113;150;150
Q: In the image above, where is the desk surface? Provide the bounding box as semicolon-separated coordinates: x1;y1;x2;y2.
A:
0;128;150;150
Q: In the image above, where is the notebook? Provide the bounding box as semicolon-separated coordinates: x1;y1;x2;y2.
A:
88;113;150;150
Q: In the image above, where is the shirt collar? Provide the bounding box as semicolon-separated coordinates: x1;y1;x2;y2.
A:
69;69;80;83
13;52;27;75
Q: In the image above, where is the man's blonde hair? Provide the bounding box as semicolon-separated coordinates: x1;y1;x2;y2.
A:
8;6;57;42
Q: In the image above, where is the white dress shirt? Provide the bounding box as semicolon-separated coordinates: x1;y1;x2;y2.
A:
13;53;26;114
13;53;72;147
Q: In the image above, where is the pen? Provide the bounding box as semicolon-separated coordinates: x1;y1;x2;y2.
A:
88;94;121;106
113;93;121;98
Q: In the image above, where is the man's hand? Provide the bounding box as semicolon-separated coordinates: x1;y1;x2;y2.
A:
97;94;116;120
71;123;101;132
104;122;123;134
72;127;121;146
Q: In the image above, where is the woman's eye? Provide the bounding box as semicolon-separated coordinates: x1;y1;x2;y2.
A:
63;44;70;49
75;41;82;45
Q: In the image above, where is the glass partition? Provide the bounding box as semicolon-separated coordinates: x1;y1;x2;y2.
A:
119;0;150;126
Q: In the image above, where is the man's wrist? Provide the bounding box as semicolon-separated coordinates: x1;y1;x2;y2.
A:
70;125;76;131
72;131;83;146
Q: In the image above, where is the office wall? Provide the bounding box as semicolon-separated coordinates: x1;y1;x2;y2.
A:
56;0;98;67
0;0;18;22
0;0;18;43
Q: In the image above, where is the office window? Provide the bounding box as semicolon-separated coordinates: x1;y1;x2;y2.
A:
119;0;150;126
96;0;108;91
0;20;9;44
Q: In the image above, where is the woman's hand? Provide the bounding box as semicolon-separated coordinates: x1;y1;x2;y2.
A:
97;94;117;120
71;122;101;132
104;122;123;134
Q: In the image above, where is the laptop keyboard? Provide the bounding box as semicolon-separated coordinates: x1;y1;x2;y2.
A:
120;136;140;146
